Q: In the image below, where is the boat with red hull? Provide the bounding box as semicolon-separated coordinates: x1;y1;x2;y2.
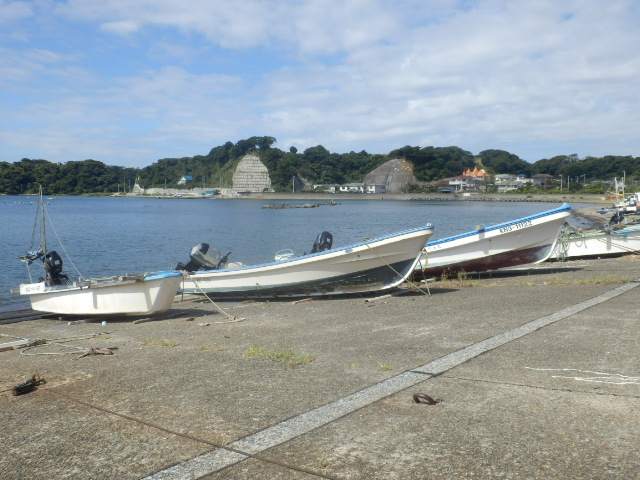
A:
413;204;572;278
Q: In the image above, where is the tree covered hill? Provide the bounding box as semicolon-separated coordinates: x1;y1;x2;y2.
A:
0;136;638;195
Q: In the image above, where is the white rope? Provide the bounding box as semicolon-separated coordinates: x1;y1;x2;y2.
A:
181;274;239;322
363;239;430;296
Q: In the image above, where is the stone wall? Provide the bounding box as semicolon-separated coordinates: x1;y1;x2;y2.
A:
232;154;273;193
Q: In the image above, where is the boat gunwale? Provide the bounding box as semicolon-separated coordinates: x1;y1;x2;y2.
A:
18;270;183;294
425;204;571;248
563;224;640;239
191;258;420;295
186;224;434;276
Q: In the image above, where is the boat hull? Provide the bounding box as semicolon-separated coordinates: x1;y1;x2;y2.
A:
20;272;183;316
550;225;640;259
181;225;434;299
414;204;572;278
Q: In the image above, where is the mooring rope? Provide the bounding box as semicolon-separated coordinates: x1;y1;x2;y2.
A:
181;274;241;322
363;237;430;296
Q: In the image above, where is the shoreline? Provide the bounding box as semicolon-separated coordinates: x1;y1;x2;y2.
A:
133;191;614;204
7;191;617;205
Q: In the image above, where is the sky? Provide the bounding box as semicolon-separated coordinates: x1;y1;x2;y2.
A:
1;0;639;168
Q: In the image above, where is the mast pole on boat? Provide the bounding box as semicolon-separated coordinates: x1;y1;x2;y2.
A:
39;185;46;254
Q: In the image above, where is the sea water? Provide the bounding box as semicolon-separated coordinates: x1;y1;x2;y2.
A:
0;196;594;311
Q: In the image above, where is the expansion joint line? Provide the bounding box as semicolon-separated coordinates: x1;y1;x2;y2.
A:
143;279;639;480
44;389;334;480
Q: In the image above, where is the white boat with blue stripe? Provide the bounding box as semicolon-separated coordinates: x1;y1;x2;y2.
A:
414;204;572;278
13;188;183;316
178;225;434;299
551;220;640;259
16;271;184;316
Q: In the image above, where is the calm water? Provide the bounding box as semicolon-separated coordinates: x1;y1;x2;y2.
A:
0;196;593;311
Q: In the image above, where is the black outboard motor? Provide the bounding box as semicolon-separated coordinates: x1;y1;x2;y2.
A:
311;231;333;253
43;250;68;285
608;211;625;226
176;243;230;271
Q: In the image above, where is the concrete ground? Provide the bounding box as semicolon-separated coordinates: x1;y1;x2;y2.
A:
1;255;639;479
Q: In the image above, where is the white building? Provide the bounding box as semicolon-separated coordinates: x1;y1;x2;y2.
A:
365;184;387;194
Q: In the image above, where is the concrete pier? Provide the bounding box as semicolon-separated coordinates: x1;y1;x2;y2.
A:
1;255;639;479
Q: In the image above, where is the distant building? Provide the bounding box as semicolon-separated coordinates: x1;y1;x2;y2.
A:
178;175;193;185
339;183;365;193
462;166;490;180
449;176;470;191
497;180;526;192
335;183;386;194
313;184;340;193
365;184;386;194
494;174;516;183
533;174;554;189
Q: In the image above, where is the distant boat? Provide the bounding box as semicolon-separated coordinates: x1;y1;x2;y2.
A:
177;225;434;299
13;188;183;316
614;193;639;214
550;222;640;259
414;204;572;278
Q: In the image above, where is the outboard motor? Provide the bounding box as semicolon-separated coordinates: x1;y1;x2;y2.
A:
608;211;625;226
311;231;333;253
176;243;230;271
43;250;68;285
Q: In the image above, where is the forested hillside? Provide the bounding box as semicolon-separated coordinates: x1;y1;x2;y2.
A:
0;136;638;195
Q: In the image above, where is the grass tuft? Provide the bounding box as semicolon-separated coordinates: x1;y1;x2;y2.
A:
196;345;226;352
142;337;179;347
437;269;489;287
245;345;315;368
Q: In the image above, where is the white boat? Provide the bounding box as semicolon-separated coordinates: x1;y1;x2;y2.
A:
550;222;640;259
13;190;183;316
414;204;572;278
16;272;183;316
178;225;434;299
614;193;639;213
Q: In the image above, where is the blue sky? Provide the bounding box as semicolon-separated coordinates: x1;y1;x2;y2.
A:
1;0;639;168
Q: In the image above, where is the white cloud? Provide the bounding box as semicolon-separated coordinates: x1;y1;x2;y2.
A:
100;20;141;35
0;0;32;23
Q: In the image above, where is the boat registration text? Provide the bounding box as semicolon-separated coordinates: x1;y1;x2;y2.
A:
20;282;46;294
500;220;533;233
